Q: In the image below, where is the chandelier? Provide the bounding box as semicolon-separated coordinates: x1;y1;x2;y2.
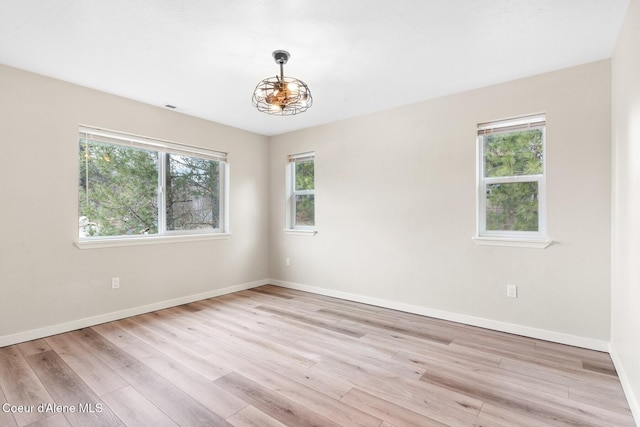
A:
252;50;313;116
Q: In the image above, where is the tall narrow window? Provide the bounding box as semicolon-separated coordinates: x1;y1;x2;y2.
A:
477;114;546;240
287;152;315;230
79;126;228;240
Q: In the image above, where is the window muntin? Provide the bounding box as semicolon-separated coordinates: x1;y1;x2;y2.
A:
288;152;315;230
79;126;227;240
477;114;546;239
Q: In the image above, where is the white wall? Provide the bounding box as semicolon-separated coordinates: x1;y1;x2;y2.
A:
0;57;617;354
269;60;613;348
611;0;640;419
0;64;270;343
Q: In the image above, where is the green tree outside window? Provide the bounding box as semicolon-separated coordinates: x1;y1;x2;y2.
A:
483;129;543;232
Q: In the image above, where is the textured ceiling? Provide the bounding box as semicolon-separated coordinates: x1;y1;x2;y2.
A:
0;0;630;136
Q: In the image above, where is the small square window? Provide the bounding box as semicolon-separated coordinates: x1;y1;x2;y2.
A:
485;182;539;232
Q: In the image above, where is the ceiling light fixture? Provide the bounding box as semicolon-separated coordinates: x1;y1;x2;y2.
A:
252;50;312;116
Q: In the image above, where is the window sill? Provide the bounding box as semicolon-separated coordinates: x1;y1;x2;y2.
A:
472;236;552;249
75;233;231;249
283;229;317;237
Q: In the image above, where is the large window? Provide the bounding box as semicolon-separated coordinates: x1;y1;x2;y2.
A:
78;126;228;240
477;114;546;240
287;152;315;230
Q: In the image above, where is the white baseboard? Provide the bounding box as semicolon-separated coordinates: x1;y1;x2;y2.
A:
0;279;269;348
0;277;610;353
270;279;610;352
610;344;640;425
3;278;630;422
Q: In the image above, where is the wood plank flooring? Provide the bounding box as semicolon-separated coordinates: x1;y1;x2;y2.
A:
0;285;635;426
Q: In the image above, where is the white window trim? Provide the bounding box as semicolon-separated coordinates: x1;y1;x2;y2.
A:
74;232;231;249
285;151;316;233
472;237;552;249
283;229;318;237
475;114;551;247
77;125;230;247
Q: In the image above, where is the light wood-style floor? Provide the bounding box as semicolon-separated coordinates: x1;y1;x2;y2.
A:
0;285;635;427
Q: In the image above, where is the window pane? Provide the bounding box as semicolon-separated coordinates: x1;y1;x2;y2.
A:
484;129;543;177
295;160;314;191
295;194;315;226
79;140;158;237
486;182;538;231
166;154;220;231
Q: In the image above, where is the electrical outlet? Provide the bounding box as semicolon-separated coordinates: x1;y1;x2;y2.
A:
111;277;120;289
507;284;517;298
285;257;291;266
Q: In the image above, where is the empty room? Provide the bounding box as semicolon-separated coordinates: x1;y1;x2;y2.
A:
1;1;639;426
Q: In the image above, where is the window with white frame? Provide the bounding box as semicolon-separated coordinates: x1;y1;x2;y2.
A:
78;126;228;240
287;152;315;230
477;114;546;240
